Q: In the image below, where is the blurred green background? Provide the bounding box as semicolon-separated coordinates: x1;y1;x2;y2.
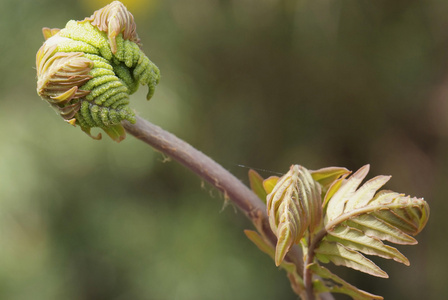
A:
0;0;446;299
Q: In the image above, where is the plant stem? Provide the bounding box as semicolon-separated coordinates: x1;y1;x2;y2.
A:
123;116;306;265
122;116;334;300
304;243;316;300
304;229;328;300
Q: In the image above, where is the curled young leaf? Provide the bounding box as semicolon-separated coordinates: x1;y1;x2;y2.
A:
267;165;322;266
36;1;160;141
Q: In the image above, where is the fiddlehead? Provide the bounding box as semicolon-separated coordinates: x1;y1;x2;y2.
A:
36;1;160;141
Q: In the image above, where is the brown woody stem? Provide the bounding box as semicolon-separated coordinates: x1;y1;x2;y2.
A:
122;115;334;300
122;116;302;264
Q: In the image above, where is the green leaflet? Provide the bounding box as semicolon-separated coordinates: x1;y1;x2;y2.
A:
315;240;388;278
308;263;383;300
346;214;417;245
326;225;409;265
322;171;351;211
311;166;351;212
262;176;279;195
248;169;268;203
316;164;429;278
371;190;429;236
310;166;351;191
36;1;160;142
324;165;429;233
266;165;322;266
325;165;371;222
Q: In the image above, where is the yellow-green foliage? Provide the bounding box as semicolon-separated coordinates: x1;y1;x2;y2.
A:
36;1;160;141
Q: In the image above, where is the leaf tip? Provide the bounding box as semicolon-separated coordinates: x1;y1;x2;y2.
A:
274;227;294;266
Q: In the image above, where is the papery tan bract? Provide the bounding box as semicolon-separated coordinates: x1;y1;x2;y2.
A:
36;42;93;122
83;1;141;54
42;27;61;40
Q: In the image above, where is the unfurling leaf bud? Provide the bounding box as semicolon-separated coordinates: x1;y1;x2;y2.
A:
82;0;141;54
266;165;322;266
36;1;160;142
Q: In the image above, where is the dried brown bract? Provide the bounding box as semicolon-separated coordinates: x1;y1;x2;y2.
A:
82;1;141;54
36;42;93;121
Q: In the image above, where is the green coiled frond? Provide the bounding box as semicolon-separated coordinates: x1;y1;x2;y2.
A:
36;1;160;142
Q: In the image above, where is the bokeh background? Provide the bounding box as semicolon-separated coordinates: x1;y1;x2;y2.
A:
0;0;446;299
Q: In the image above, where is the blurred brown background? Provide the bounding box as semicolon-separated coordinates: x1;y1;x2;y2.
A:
0;0;445;299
